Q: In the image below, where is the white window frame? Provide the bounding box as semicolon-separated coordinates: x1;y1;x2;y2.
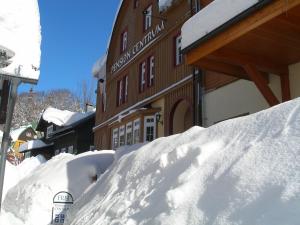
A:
144;5;152;30
68;146;74;154
119;79;123;106
121;30;128;52
194;0;200;13
175;34;182;66
149;56;155;86
54;149;60;156
125;75;128;102
133;118;140;144
140;61;146;92
144;115;156;142
119;125;125;147
126;122;133;145
46;125;53;139
112;128;119;149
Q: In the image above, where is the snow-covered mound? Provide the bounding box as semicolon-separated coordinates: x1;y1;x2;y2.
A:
3;155;46;202
67;98;300;225
0;0;41;80
1;151;114;225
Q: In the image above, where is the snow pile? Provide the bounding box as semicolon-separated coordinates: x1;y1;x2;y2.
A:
2;155;46;203
0;0;41;80
19;139;48;152
92;54;107;80
67;98;300;225
1;151;114;225
182;0;260;49
42;107;92;127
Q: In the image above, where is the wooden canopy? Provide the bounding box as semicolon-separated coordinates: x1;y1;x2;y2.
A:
185;0;300;106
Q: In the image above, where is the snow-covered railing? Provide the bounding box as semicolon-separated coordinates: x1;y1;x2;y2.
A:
181;0;261;50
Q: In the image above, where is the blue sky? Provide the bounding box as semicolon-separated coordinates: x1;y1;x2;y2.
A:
20;0;120;94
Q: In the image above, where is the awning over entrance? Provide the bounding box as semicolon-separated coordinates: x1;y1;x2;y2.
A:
182;0;300;106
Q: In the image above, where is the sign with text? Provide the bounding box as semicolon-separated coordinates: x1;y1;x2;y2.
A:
111;21;165;74
51;191;74;224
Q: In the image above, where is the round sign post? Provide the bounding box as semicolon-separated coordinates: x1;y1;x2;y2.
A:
51;192;74;224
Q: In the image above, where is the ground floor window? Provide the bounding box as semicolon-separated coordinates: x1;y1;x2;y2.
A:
54;149;60;155
112;128;119;149
133;119;140;144
144;116;156;142
126;122;133;145
119;125;125;147
68;146;74;154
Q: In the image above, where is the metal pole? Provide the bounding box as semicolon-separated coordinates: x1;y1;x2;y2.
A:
0;78;20;211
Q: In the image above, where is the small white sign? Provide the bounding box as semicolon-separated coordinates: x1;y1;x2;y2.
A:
52;192;74;224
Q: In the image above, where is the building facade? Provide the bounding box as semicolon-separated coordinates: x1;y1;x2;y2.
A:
93;0;233;149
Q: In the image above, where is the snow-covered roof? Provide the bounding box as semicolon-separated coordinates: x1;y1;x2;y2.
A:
42;107;93;127
19;139;49;153
92;54;107;80
181;0;261;50
0;0;41;81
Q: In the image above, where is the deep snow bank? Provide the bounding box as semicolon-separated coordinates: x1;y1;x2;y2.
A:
67;98;300;225
1;151;114;225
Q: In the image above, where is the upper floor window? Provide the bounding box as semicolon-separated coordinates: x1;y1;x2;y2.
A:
120;29;128;53
116;75;128;106
174;34;183;66
139;61;146;92
148;55;155;87
143;5;152;31
46;125;53;139
134;0;139;9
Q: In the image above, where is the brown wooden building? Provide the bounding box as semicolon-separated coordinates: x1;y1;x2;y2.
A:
94;0;201;149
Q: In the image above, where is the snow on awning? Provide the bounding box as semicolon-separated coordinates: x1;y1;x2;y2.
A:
42;107;93;127
181;0;261;50
0;0;41;81
19;140;50;153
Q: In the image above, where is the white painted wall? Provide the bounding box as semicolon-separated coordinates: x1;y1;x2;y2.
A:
289;62;300;98
203;76;282;127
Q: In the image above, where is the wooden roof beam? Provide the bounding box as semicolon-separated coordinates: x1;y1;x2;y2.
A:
186;0;300;65
244;64;280;106
194;58;249;80
211;48;289;75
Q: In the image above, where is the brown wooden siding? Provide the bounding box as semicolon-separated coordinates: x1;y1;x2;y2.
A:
164;80;194;136
204;71;238;92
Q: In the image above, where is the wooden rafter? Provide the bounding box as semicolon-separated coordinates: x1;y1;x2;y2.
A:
243;64;280;106
280;73;291;102
194;58;249;80
210;48;289;75
186;0;300;65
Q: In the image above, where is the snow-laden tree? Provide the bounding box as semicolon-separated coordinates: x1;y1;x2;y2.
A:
12;89;81;128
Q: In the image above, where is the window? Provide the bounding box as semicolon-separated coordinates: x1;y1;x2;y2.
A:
116;75;128;106
46;125;53;139
144;116;156;142
112;128;119;149
120;29;128;53
174;34;183;66
139;61;146;92
144;5;152;31
134;0;139;8
68;146;74;154
193;0;201;14
61;148;66;153
148;56;155;87
119;125;125;147
125;75;128;102
126;122;133;145
54;149;60;156
133;119;140;144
